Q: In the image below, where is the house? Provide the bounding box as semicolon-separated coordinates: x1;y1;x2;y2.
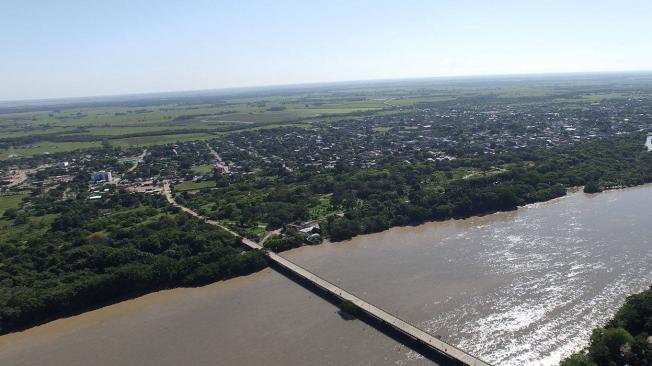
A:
288;220;320;234
90;171;112;183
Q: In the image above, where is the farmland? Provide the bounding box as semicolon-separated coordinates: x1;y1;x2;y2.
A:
4;74;650;163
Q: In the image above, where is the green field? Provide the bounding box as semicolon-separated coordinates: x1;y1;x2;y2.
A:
109;133;217;148
0;133;222;159
391;96;457;106
553;92;633;103
174;180;216;191
0;194;27;216
0;141;102;159
191;164;214;174
308;194;339;220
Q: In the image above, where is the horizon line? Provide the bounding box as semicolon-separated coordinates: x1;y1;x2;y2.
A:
2;69;652;105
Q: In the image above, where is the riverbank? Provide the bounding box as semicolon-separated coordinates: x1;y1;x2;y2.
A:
2;184;651;365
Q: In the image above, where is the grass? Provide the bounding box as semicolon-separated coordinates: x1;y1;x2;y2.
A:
391;96;457;106
109;133;216;148
191;164;213;174
0;141;102;160
0;194;27;216
553;92;631;103
0;213;57;246
292;107;381;115
0;126;76;138
0;131;217;160
308;194;339;220
86;125;201;135
174;180;216;192
238;225;267;241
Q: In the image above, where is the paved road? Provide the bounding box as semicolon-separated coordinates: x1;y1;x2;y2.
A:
383;97;400;108
126;149;147;173
206;143;229;173
162;181;259;248
260;228;282;244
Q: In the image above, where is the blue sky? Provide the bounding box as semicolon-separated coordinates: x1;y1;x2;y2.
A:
2;0;651;100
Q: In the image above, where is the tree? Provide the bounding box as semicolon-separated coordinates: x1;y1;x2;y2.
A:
327;216;359;241
583;181;602;194
14;213;28;225
588;327;634;365
2;208;18;220
560;353;596;366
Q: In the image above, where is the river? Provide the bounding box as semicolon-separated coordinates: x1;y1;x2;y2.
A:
1;185;651;365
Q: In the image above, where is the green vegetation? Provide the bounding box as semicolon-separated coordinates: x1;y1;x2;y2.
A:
3;75;652;338
0;190;266;334
263;230;305;252
561;285;652;365
174;180;216;191
191;164;214;174
0;194;27;216
182;133;652;242
181;178;314;232
0;141;102;159
583;181;603;194
109;132;216;148
3;76;652;164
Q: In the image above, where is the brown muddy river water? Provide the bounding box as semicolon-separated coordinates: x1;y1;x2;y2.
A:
1;186;651;365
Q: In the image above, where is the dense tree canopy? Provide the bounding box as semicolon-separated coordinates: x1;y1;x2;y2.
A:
0;191;266;334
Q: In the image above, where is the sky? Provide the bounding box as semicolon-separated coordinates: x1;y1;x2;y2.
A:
1;0;651;101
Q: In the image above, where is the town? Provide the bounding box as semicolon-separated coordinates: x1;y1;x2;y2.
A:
2;81;652;248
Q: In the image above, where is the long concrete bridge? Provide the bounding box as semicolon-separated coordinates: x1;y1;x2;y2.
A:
163;181;491;366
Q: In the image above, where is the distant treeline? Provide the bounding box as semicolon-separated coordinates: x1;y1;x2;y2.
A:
0;129;218;148
0;96;229;114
